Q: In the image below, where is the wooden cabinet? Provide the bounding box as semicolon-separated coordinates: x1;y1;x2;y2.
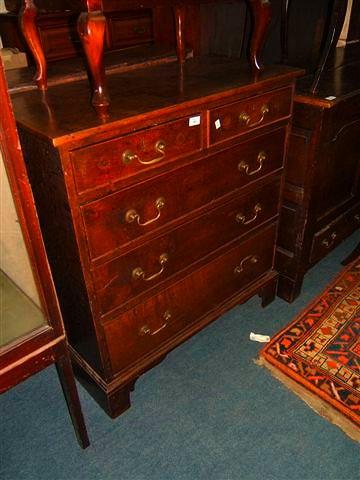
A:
276;46;360;302
11;57;299;417
0;9;154;63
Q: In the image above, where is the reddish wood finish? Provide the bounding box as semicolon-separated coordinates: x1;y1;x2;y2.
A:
77;2;109;117
19;0;47;89
93;180;280;315
104;224;277;374
209;86;292;145
0;57;89;448
80;128;285;261
0;10;154;63
174;4;187;64
248;0;271;73
70;114;203;196
17;0;273;115
12;57;300;417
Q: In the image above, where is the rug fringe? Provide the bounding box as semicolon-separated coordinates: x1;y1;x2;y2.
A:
255;357;360;443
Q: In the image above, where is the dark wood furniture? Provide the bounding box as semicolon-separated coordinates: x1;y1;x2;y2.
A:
0;57;89;448
10;50;300;416
281;0;349;93
276;44;360;302
0;8;154;63
16;0;272;116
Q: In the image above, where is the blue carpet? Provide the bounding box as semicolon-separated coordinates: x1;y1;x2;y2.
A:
1;233;359;480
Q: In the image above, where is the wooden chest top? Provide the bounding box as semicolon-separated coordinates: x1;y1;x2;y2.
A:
11;57;300;147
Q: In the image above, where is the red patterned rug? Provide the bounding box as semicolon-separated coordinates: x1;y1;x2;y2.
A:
260;259;360;437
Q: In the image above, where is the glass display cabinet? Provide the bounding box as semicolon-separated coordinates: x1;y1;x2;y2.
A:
0;55;89;449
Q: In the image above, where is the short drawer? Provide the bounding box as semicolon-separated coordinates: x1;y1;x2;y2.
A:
70;115;203;196
81;128;285;261
39;24;81;61
93;180;280;314
107;12;153;48
103;224;277;374
310;204;360;264
209;87;292;145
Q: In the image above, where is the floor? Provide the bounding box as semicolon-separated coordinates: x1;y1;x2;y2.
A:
1;232;359;480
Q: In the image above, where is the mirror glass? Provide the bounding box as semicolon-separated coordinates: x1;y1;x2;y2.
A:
0;147;47;348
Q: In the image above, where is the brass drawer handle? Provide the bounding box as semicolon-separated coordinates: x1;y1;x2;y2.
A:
132;253;169;282
322;232;337;249
236;203;262;225
139;310;172;336
122;140;166;166
239;104;270;128
125;197;165;226
122;150;139;165
234;255;259;275
238;151;266;176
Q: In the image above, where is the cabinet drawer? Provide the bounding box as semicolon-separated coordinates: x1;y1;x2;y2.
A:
39;25;81;61
70;115;203;196
209;87;292;145
81;128;285;261
93;180;280;314
310;204;360;264
107;13;153;48
103;224;277;374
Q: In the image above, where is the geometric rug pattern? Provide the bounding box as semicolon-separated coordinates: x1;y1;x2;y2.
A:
261;259;360;427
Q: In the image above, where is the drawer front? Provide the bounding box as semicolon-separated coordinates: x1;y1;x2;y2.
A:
108;13;153;48
70;115;203;196
209;87;292;145
103;224;277;374
39;25;81;61
310;204;360;264
93;180;280;314
81;128;285;261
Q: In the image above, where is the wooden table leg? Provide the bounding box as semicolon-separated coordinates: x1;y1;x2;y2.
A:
174;4;187;64
19;0;47;90
55;341;90;449
78;1;109;117
247;0;272;73
310;0;348;93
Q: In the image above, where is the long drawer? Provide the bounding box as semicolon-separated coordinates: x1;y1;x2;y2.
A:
93;180;280;314
310;203;360;264
81;128;285;262
103;223;277;374
209;87;292;145
70;114;203;196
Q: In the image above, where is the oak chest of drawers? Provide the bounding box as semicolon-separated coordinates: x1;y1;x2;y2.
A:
276;52;360;303
13;58;299;417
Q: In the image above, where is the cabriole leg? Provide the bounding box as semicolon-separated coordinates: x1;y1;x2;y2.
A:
173;4;187;64
247;0;272;73
19;0;47;90
78;1;109;117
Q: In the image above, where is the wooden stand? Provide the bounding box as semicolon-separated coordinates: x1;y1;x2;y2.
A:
19;0;272;116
